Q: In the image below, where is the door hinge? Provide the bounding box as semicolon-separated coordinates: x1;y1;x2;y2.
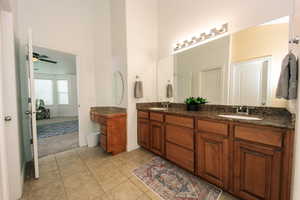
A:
30;139;33;144
28;97;32;103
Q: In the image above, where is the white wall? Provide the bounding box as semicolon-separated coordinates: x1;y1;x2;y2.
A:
125;0;158;151
111;0;128;108
158;0;292;59
157;56;174;102
0;0;11;11
94;0;114;106
15;0;112;149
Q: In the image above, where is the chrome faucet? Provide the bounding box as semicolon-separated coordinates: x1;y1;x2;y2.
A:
161;102;170;109
236;106;249;115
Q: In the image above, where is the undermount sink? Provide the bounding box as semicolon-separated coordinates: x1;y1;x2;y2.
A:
218;114;263;121
149;107;168;111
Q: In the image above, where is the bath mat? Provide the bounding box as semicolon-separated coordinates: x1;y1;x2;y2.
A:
37;120;79;139
133;157;222;200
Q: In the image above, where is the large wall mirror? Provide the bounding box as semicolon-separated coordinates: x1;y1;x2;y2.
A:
157;16;290;107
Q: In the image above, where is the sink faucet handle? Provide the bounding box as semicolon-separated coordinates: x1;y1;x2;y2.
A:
236;106;249;115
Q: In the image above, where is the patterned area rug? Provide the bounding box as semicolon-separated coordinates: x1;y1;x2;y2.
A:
37;120;79;139
133;157;222;200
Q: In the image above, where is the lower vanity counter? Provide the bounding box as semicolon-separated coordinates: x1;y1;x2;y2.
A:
90;107;127;155
136;107;294;200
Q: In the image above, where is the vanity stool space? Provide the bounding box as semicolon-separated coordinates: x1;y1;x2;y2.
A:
137;109;294;200
90;107;127;155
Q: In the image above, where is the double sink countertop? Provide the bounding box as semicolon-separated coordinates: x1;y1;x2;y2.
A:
90;104;295;129
137;103;295;130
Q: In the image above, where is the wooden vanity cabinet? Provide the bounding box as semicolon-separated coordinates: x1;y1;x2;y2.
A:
137;111;165;155
165;115;195;172
233;141;282;200
137;111;150;149
233;125;284;200
91;111;127;155
136;110;294;200
149;120;165;155
196;120;230;189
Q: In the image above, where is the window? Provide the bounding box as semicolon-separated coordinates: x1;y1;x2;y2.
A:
57;80;69;104
34;79;53;105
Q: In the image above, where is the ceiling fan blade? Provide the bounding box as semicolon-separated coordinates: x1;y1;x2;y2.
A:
39;55;49;59
39;58;58;64
33;52;39;58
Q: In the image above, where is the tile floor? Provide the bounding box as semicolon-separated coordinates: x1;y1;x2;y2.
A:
22;147;238;200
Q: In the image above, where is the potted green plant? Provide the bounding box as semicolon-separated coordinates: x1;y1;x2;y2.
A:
185;97;208;111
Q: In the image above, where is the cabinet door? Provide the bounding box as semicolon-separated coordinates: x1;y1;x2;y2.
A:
234;141;282;200
150;121;165;156
138;119;150;149
196;132;229;189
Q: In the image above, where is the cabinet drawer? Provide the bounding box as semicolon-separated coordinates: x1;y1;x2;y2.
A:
197;120;228;136
166;142;194;172
100;134;106;150
166;125;194;150
100;124;107;135
150;112;164;122
138;111;149;119
234;125;283;148
166;115;194;128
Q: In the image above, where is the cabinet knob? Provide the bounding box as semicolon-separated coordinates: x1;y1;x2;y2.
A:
4;116;12;121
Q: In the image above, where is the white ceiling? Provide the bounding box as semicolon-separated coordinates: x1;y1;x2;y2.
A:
33;46;77;75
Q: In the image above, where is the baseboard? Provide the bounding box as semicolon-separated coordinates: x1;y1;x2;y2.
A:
127;145;140;152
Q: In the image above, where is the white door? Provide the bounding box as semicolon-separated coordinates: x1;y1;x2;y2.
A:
175;72;192;102
0;10;23;199
26;29;39;179
0;33;9;200
231;58;269;106
199;68;222;104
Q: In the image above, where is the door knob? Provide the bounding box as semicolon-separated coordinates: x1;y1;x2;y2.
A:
4;116;12;121
25;111;32;115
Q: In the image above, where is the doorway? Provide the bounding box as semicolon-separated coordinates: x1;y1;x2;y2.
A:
230;57;271;106
199;67;223;104
33;46;79;157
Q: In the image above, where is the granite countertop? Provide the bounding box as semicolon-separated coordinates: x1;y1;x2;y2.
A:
137;106;294;130
90;107;126;118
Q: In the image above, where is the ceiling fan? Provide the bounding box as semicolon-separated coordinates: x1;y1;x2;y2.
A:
33;52;58;64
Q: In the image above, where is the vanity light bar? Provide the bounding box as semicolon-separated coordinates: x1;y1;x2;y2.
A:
173;23;228;52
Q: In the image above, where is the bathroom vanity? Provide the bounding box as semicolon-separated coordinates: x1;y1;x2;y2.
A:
90;107;127;155
137;104;294;200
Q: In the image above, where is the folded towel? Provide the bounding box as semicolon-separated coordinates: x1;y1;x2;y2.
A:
276;53;298;100
166;83;173;98
134;81;143;98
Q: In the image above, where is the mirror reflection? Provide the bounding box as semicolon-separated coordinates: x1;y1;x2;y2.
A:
158;16;289;107
113;71;125;105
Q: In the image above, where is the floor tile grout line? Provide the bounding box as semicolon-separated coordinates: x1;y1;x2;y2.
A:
25;147;234;200
54;154;70;200
75;148;116;198
78;149;145;198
